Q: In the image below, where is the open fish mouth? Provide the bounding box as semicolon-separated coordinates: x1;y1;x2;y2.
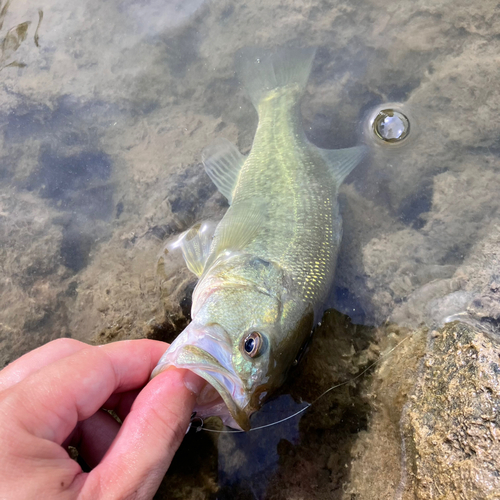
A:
151;323;251;431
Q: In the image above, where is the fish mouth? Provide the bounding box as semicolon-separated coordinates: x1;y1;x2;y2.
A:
151;323;251;431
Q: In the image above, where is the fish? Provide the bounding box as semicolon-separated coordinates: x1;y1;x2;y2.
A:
151;46;366;431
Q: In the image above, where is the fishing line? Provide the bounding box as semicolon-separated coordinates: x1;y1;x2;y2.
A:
193;335;410;434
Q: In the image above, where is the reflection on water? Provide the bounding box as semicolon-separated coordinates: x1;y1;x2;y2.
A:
1;0;500;497
371;107;411;143
0;1;36;70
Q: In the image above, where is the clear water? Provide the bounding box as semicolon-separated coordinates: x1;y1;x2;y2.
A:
1;0;499;498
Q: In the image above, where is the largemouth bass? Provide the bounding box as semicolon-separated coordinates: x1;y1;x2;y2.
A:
152;46;365;430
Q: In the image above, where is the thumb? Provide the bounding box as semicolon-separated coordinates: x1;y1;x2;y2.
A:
79;368;206;500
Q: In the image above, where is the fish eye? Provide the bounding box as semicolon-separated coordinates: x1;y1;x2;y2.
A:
241;331;264;358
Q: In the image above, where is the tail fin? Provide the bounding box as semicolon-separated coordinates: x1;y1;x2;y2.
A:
236;46;316;108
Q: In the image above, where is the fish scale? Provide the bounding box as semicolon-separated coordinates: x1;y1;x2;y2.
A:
232;89;341;306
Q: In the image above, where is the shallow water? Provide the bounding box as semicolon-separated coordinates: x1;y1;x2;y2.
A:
1;0;500;498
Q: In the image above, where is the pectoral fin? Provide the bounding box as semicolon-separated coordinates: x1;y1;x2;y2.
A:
202;138;245;204
168;221;216;277
317;145;367;186
206;200;267;267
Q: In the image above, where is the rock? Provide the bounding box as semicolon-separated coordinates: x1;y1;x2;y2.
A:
347;322;500;500
400;322;500;499
0;188;72;368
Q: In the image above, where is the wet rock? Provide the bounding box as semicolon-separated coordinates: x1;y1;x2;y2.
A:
400;322;500;499
347;322;500;500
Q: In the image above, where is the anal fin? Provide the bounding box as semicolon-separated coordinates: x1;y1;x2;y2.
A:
317;145;367;186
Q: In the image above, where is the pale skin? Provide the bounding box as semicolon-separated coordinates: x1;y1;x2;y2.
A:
0;338;205;499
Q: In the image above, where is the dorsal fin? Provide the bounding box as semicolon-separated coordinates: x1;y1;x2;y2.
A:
317;145;367;186
202;138;245;204
167;221;216;277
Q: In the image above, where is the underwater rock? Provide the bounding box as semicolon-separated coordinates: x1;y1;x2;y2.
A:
259;310;379;500
454;223;500;333
154;427;219;500
388;221;500;331
350;153;500;328
66;114;228;344
0;188;72;367
286;309;378;429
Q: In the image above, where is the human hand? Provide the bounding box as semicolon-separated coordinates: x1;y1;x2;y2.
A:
0;338;205;499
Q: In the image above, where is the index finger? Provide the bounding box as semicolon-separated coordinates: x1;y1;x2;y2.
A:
1;339;169;444
0;338;88;393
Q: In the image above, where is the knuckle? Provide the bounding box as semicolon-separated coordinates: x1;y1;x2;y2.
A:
49;338;85;349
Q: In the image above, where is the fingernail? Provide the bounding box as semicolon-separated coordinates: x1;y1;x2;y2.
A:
183;370;207;396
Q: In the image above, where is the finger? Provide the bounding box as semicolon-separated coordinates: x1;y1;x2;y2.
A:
0;338;88;392
80;368;205;499
3;339;169;445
